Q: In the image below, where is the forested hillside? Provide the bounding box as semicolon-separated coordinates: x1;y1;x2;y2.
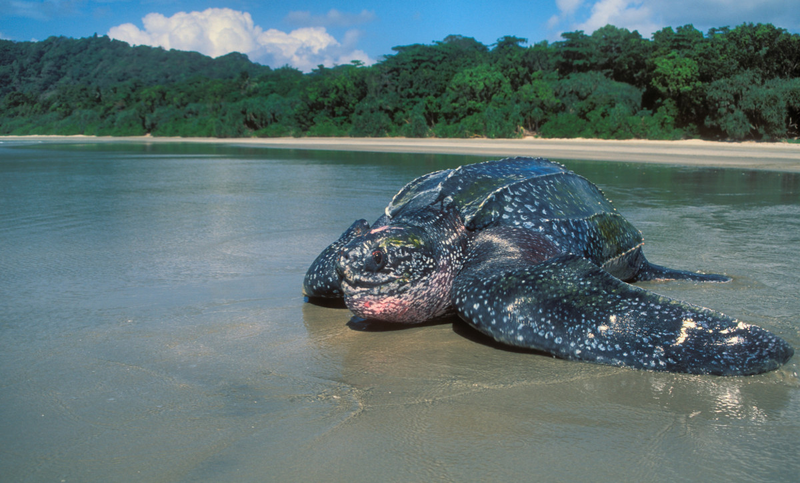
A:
2;23;799;141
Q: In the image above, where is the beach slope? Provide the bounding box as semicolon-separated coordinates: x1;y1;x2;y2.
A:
2;136;799;172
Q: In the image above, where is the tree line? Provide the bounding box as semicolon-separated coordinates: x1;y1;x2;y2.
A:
2;23;799;141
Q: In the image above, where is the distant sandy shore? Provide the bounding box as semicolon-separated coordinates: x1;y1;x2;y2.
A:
3;135;800;172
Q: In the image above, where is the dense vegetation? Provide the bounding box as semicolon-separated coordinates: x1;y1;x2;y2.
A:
2;23;800;140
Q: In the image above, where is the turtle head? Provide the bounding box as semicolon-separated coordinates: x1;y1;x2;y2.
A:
337;209;466;323
303;219;371;299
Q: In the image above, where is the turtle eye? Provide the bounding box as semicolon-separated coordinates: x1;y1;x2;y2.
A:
371;249;385;268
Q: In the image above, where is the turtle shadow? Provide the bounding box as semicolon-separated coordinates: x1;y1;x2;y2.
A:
346;315;549;357
346;315;456;332
304;296;348;309
452;319;550;356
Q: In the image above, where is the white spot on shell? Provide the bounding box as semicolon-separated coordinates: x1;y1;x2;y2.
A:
674;318;696;345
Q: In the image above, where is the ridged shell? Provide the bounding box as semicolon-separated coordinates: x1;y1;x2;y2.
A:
385;157;643;274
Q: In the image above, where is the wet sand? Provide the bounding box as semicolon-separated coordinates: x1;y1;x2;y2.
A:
1;141;798;482
3;135;800;172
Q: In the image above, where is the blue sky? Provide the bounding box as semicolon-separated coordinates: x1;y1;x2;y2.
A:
1;1;798;71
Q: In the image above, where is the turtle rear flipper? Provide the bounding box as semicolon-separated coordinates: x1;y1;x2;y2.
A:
634;260;731;282
453;235;793;375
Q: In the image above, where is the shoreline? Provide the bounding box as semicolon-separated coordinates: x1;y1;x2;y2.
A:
3;135;800;172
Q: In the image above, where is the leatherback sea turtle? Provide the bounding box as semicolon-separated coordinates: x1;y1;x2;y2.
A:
303;157;793;375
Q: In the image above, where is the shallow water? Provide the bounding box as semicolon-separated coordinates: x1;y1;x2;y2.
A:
1;141;798;482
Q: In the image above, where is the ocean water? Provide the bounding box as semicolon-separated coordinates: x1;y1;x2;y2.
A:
1;141;798;482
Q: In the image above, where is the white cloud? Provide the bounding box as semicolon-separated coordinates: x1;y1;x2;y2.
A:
257;26;371;71
573;0;659;36
556;0;584;16
107;8;375;72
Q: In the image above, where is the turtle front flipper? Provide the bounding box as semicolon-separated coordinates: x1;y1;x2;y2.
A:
303;219;370;299
453;231;793;375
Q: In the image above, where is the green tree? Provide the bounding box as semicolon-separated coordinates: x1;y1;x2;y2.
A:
705;72;800;139
590;25;651;87
2;23;799;141
378;35;489;109
651;53;701;98
554;31;595;75
541;72;644;139
515;72;560;133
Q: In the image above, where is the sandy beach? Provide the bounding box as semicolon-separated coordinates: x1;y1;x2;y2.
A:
2;135;800;172
2;137;799;482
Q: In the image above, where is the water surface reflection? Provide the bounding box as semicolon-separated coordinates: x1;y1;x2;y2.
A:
0;142;797;482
